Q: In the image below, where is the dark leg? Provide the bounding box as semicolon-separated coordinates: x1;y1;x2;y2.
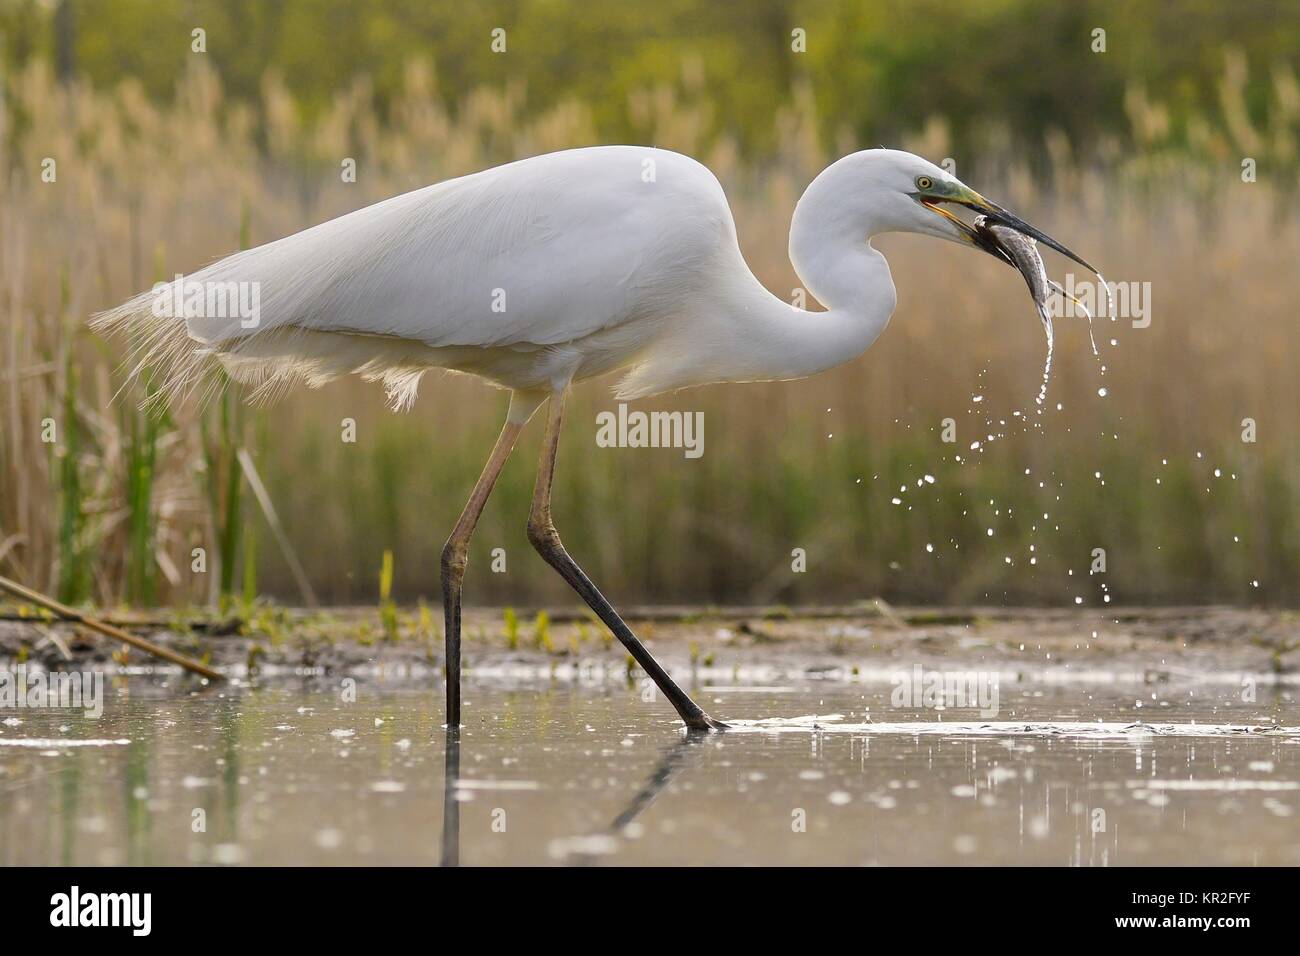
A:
525;387;724;732
441;414;523;727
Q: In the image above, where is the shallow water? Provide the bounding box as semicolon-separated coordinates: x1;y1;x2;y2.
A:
1;674;1297;865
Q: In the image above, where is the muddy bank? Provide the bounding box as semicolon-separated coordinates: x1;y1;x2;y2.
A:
2;602;1297;683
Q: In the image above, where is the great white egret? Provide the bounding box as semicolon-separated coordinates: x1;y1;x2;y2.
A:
94;145;1096;732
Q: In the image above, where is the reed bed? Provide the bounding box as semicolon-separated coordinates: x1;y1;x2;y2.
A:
1;58;1297;609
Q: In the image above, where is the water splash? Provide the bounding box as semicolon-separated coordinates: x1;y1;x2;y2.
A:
1032;296;1054;409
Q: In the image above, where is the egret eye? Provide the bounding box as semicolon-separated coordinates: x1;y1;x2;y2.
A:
916;176;934;191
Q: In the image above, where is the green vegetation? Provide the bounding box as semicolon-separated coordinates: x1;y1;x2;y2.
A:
503;607;520;650
532;612;553;653
378;548;398;641
0;3;1297;609
54;278;85;604
9;1;1300;171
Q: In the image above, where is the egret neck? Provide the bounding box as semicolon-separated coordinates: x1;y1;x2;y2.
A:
724;168;898;386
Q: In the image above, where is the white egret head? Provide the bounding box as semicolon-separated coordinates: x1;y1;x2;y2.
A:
828;149;1098;273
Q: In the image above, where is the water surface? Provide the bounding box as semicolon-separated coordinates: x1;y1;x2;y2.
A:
1;675;1297;865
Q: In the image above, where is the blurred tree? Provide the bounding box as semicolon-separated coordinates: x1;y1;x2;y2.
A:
0;0;1297;160
53;0;74;82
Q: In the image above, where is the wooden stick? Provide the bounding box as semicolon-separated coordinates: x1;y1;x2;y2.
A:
0;574;223;681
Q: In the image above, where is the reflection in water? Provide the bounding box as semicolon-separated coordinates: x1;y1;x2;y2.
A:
58;753;80;868
609;734;710;834
440;727;705;866
441;726;460;867
550;733;715;866
2;678;1299;865
218;693;242;849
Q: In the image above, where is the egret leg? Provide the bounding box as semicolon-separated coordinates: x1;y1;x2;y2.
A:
441;415;524;727
526;388;724;732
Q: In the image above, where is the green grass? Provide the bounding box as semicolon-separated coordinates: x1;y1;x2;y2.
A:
503;607;520;650
533;611;553;653
378;549;398;642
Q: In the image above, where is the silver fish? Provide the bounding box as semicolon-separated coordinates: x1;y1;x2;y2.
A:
974;214;1055;407
974;215;1051;330
975;214;1100;353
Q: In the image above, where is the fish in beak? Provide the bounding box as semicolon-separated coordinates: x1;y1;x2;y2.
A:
918;177;1109;333
914;177;1108;409
917;181;1100;276
973;214;1052;331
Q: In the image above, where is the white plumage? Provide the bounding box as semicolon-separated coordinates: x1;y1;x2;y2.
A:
93;145;1015;416
96;147;733;409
